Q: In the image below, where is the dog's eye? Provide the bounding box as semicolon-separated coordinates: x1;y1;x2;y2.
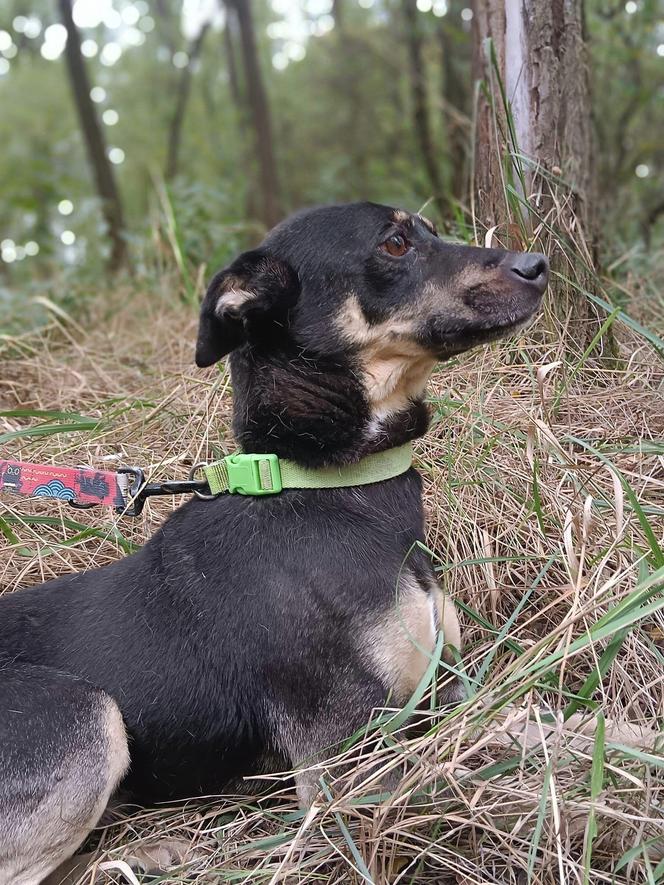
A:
381;234;409;258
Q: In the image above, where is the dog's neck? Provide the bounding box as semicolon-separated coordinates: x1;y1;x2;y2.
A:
229;347;431;468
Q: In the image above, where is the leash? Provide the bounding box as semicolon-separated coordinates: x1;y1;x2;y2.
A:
0;445;413;518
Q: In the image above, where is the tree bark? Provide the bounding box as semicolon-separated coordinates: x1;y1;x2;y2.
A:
165;21;211;180
223;6;243;112
58;0;128;271
226;0;281;229
472;0;594;235
153;0;178;54
331;0;344;32
472;0;600;340
438;10;470;203
222;6;259;221
402;0;445;211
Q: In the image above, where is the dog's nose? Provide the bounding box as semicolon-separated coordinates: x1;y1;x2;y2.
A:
509;252;549;289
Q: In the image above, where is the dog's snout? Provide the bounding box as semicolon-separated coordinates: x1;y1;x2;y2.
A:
508;252;549;287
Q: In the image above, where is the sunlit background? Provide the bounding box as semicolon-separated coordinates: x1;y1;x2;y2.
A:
0;0;662;330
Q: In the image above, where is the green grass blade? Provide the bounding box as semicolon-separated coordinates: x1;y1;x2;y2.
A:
551;307;621;413
582;713;605;884
382;631;444;735
0;418;100;444
0;409;97;421
0;514;21;545
555;274;664;356
475;554;558;686
614;838;664;875
607;745;663;767
527;759;552;881
319;777;375;885
563;628;629;720
563;436;664;568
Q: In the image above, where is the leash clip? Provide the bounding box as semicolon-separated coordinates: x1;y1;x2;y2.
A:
117;466;214;517
117;466;146;516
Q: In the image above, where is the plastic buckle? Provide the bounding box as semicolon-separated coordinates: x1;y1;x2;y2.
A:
224;453;282;495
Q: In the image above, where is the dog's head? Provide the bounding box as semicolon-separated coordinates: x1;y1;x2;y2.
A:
196;202;547;367
196;203;548;455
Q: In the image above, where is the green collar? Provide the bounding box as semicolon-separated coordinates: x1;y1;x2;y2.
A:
203;443;413;496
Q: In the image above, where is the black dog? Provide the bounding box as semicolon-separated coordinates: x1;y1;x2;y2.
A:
0;202;548;884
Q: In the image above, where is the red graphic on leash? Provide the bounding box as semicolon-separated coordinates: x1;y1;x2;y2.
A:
0;460;127;510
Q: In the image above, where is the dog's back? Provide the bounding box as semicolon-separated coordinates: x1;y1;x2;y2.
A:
0;469;438;801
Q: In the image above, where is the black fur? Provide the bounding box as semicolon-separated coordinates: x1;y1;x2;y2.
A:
0;202;548;808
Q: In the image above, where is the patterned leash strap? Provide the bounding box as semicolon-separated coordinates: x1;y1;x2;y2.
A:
0;459;132;512
0;460;210;517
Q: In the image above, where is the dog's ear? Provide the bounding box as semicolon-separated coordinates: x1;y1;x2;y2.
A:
195;250;299;367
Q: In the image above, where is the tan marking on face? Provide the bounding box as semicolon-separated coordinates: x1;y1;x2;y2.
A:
417;213;437;235
451;264;509;294
337;295;436;421
391;208;411;224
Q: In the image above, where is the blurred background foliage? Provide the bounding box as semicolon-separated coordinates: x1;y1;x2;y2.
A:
0;0;662;333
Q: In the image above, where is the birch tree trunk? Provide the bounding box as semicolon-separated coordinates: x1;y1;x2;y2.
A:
473;0;594;230
472;0;601;338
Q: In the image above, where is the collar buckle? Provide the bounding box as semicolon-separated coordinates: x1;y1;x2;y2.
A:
224;453;282;495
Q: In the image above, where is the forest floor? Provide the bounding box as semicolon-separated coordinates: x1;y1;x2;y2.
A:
1;278;663;885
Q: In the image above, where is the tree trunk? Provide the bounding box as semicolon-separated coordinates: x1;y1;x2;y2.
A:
153;0;178;54
473;0;594;234
332;0;344;31
165;22;211;180
223;7;243;112
402;0;445;211
222;6;258;222
472;0;600;340
226;0;281;229
58;0;128;271
438;12;470;203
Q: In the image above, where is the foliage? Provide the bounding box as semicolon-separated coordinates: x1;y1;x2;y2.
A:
0;0;659;333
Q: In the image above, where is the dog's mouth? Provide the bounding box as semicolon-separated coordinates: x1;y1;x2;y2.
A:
419;279;546;359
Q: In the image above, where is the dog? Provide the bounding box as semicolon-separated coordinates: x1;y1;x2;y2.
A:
0;202;548;884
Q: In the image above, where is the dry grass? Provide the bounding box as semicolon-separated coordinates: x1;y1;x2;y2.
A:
1;270;663;885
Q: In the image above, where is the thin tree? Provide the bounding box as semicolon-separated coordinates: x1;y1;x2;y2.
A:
165;21;211;180
225;0;281;228
223;6;243;112
222;5;259;222
58;0;128;271
402;0;445;210
437;2;471;203
331;0;344;32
